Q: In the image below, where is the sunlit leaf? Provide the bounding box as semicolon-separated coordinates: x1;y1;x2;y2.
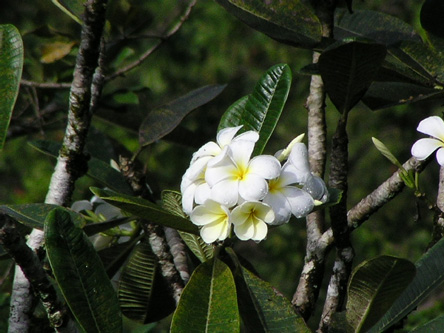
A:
318;39;387;113
139;84;226;146
91;187;199;235
346;256;415;333
170;257;240;332
226;248;310;332
215;0;322;49
218;64;292;156
40;41;76;63
0;24;23;150
369;238;444;332
161;190;214;262
45;208;122;332
371;137;402;168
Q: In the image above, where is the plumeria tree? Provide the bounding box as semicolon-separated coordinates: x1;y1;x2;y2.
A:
1;0;444;332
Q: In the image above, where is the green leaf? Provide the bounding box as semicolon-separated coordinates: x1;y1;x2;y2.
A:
226;248;310;332
362;82;444;110
82;217;131;236
170;257;240;332
98;238;139;278
161;190;214;262
318;40;387;113
335;9;420;45
0;203;84;230
51;0;84;24
409;315;444;332
371;137;403;168
45;208;122;333
139;84;226;147
118;240;175;323
369;237;444;332
218;95;249;131
420;0;444;39
346;256;416;333
218;64;292;156
215;0;322;49
29;140;133;195
0;24;23;150
91;187;199;235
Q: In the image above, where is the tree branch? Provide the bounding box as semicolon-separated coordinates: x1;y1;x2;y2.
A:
0;214;77;332
9;1;109;331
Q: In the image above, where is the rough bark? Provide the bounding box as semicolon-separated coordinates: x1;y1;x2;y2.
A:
9;1;108;331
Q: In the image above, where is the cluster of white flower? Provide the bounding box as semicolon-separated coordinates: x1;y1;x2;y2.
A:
180;126;329;244
411;116;444;165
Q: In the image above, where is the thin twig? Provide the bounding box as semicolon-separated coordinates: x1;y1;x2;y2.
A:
106;0;196;81
20;79;71;89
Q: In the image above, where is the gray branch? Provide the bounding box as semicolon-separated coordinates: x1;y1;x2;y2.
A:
9;1;108;331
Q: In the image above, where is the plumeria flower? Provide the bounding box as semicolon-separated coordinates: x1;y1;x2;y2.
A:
263;162;316;225
231;201;275;241
411;116;444;166
190;199;231;243
206;139;281;207
181;126;258;214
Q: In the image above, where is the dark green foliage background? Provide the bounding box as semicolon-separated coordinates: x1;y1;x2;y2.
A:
0;0;442;331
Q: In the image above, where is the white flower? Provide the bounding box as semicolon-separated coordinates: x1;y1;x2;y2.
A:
190;199;231;243
263;162;316;225
181;126;258;214
205;139;281;207
411;116;444;166
231;201;275;241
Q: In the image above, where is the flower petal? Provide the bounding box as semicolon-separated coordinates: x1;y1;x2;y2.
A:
234;130;259;143
182;182;198;215
183;155;211;182
280;161;310;185
210;179;240;207
437;148;444;166
303;175;328;202
411;138;443;160
252;220;268;241
289;143;311;174
263;192;291;225
216;126;243;148
283;187;315;218
194;182;211;204
191;142;220;163
417;116;444;141
248;155;281;179
233;220;255;241
228;140;255;169
205;150;238;186
239;174;269;201
200;218;230;243
190;200;229;226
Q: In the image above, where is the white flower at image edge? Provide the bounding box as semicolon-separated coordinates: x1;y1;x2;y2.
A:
231;201;275;241
190;199;231;243
205;140;281;207
411;116;444;166
180;126;258;214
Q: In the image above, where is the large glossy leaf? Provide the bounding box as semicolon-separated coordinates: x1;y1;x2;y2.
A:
318;40;387;113
409;315;444;332
170;257;240;332
0;203;84;230
29;140;133;195
0;24;23;150
118;240;175;323
362;82;444;110
98;238;139;278
45;208;122;333
335;9;420;45
161;190;213;262
91;187;199;235
139;84;226;146
218;64;291;156
215;0;321;49
369;237;444;332
226;248;310;332
345;256;416;333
